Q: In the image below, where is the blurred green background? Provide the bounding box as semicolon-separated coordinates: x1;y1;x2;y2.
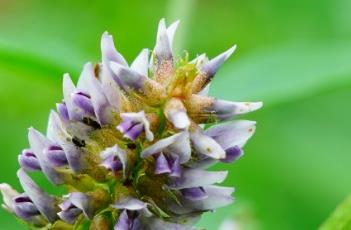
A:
1;0;351;229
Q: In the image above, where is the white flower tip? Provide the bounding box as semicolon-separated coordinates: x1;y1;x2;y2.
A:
224;45;237;61
239;101;263;114
171;111;190;130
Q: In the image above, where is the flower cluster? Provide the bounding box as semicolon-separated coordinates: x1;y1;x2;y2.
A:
0;19;262;229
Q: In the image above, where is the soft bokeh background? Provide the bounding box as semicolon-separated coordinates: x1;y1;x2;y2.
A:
1;0;351;229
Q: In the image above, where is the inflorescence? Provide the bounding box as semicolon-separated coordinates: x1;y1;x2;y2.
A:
0;19;262;230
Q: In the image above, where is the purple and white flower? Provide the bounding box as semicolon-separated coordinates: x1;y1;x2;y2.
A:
1;19;262;229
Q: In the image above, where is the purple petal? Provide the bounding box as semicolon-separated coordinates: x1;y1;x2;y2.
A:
17;169;59;222
124;123;144;141
45;145;68;167
72;91;95;115
56;102;69;121
155;153;171;175
201;46;236;79
180;187;208;201
220;146;243;163
110;61;146;90
58;206;82;224
13;194;40;219
18;149;41;171
169;155;181;178
118;112;154;142
114;209;132;230
77;62;113;125
172;185;234;214
100;145;127;177
117;118;136;133
141;131;190;164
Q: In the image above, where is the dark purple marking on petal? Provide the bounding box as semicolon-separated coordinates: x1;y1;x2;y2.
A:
180;187;208;201
155;153;171;174
72;91;95;115
45;145;68;167
220;146;243;163
123;123;144;141
117;118;136;133
13;194;40;219
18;149;41;171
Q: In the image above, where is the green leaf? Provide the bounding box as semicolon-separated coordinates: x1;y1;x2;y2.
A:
320;194;351;230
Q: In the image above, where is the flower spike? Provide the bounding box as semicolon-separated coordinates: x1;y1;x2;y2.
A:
1;19;262;229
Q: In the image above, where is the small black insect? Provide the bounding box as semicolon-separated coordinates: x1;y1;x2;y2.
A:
127;143;137;150
82;117;101;129
72;136;86;147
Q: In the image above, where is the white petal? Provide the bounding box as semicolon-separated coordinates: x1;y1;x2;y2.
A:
0;183;19;213
17;169;59;222
112;197;146;211
131;49;149;76
190;130;226;159
62;74;81;121
155;18;172;60
166;20;180;52
169;169;228;189
101;32;128;66
141;131;191;163
205;120;257;149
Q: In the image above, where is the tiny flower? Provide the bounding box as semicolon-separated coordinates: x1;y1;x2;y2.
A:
117;111;154;141
1;18;262;229
100;145;128;177
58;192;93;224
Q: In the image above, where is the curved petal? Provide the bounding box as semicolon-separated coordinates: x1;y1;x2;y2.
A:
17;169;59;222
192;46;236;94
28;128;66;185
190;130;226;159
47;111;87;173
131;49;149;77
112;197;146;211
101;32;128;66
169;168;228;189
141;131;191;163
100;145;128;178
205;120;257;149
68;192;94;219
0;183;19;213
